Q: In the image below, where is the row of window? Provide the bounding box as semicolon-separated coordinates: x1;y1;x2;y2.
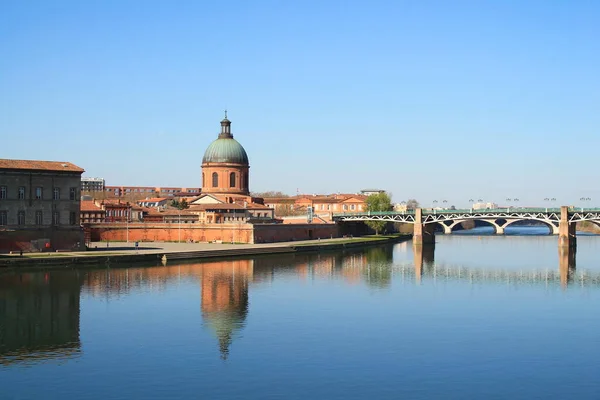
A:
202;172;249;188
0;186;77;200
0;211;77;226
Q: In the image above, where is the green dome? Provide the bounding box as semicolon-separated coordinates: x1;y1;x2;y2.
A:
202;137;249;165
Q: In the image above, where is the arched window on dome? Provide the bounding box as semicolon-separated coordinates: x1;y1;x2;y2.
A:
229;172;236;188
202;173;205;187
243;173;249;189
212;172;218;188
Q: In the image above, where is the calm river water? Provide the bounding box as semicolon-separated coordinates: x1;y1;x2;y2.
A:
1;228;600;399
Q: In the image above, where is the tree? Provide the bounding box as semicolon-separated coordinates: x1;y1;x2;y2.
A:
170;199;190;210
406;199;420;209
251;191;289;198
365;192;393;235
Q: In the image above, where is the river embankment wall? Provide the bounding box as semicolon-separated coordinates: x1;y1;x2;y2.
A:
0;235;410;269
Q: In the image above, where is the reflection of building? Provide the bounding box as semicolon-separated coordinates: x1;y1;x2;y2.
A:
0;271;83;365
200;259;253;359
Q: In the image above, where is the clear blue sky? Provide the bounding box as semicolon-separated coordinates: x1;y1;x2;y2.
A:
1;0;599;207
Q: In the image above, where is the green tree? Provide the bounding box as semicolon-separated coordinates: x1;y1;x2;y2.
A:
365;192;392;235
251;191;289;198
406;199;420;209
170;199;190;210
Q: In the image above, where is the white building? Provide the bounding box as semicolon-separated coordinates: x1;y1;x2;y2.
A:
472;202;498;210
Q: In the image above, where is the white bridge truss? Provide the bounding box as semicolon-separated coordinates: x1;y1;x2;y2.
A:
334;210;600;234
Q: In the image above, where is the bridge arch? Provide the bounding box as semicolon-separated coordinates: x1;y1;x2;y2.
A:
502;218;558;235
426;217;560;235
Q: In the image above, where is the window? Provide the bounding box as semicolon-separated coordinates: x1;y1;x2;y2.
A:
343;205;348;211
53;187;60;200
18;211;25;225
230;172;236;188
212;172;219;187
351;204;355;210
53;211;60;225
35;211;43;225
0;186;6;199
243;173;249;189
0;211;6;225
18;186;25;200
69;212;77;225
35;187;43;200
69;187;76;200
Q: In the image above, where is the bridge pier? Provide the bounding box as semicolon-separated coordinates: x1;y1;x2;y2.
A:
558;206;576;248
413;208;435;245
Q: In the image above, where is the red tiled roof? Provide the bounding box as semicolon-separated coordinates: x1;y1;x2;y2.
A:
0;159;84;173
189;203;247;211
80;200;103;212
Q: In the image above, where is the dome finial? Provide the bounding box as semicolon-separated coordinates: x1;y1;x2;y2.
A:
219;112;233;138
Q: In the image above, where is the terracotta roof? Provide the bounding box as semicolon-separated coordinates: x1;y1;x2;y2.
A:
80;200;103;212
189;203;247;211
0;159;84;173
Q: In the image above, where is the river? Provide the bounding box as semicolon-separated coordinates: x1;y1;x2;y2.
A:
1;227;599;399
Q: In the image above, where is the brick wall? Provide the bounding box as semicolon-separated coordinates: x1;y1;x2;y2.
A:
90;223;254;243
0;227;84;252
253;223;340;243
88;222;340;244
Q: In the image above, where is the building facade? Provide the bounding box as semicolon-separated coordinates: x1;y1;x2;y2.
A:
81;177;105;192
264;193;368;217
0;159;85;252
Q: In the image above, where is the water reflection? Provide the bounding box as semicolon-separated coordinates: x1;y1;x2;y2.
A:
0;271;82;365
200;260;251;360
559;246;577;288
0;241;598;365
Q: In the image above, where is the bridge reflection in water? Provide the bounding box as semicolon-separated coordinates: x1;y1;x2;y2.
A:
412;244;584;289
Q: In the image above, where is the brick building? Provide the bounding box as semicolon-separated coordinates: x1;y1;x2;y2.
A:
264;193;368;217
0;159;85;252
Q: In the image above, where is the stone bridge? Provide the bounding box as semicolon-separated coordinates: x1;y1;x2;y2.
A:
333;206;600;248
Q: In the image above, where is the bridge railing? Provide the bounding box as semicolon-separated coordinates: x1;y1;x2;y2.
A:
332;207;600;218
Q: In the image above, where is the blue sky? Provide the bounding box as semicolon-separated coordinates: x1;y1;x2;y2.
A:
1;0;598;207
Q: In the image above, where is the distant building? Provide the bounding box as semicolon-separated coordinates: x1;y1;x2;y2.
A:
80;200;106;224
81;177;105;192
360;189;386;197
472;202;498;210
0;159;85;252
264;193;367;216
394;203;408;212
138;197;169;208
102;186;202;199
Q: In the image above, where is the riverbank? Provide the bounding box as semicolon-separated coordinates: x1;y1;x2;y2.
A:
0;234;410;269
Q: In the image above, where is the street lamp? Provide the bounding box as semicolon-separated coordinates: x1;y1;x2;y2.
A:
432;200;438;209
580;197;591;209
